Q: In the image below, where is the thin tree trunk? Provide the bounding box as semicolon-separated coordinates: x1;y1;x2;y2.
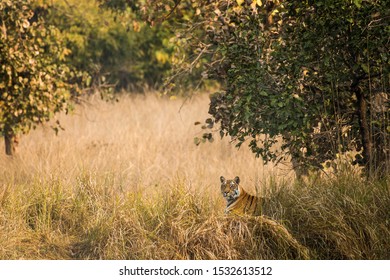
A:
4;129;17;156
354;87;374;177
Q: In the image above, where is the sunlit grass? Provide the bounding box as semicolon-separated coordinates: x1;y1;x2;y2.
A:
1;93;283;189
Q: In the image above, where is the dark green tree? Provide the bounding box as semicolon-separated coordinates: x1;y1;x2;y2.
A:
186;0;389;177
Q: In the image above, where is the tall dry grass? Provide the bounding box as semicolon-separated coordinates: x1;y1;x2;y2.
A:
0;93;389;260
1;93;286;191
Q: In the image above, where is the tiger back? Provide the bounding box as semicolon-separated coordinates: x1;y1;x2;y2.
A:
220;176;268;217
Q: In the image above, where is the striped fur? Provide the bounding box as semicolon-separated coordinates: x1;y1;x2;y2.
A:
220;176;267;216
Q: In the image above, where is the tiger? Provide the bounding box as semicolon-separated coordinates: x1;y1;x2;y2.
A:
220;176;269;217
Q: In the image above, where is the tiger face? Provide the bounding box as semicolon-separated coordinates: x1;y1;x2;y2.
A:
220;175;270;217
220;176;241;204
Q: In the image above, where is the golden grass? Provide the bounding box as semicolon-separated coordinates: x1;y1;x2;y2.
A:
0;93;389;260
0;93;288;191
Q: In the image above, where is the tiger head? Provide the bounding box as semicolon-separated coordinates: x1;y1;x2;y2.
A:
220;176;241;203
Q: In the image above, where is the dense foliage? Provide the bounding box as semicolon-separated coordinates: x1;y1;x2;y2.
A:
100;0;215;92
0;0;75;155
144;0;389;177
47;0;176;92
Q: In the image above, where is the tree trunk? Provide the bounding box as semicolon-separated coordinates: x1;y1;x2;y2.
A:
354;86;374;177
4;129;18;156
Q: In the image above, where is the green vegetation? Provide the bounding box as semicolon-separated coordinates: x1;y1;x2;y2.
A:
46;0;174;91
0;0;76;155
174;0;389;177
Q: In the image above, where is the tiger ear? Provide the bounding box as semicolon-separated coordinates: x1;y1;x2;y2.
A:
220;176;226;183
234;176;240;184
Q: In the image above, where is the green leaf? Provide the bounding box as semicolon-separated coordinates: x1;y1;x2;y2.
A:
194;137;201;146
353;0;362;8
